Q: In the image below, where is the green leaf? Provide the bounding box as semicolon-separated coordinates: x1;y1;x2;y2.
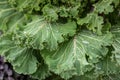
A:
94;0;114;14
70;55;120;80
77;13;103;35
0;0;119;80
31;64;51;80
22;16;77;50
8;47;38;74
41;31;112;79
70;75;97;80
58;69;77;79
0;34;38;74
42;4;58;21
95;56;120;75
0;34;14;54
112;0;120;7
0;0;26;32
8;0;40;12
111;24;120;65
102;74;120;80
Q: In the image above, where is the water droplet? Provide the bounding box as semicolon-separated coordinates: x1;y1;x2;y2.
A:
82;41;89;44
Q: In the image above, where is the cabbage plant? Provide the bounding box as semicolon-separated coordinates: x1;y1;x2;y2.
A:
0;0;120;80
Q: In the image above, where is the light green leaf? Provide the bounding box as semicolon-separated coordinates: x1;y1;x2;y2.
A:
0;34;14;54
111;24;120;65
94;0;114;14
22;16;76;50
8;0;40;12
41;31;112;78
0;34;38;74
0;0;26;32
8;47;38;74
42;4;58;21
77;13;103;35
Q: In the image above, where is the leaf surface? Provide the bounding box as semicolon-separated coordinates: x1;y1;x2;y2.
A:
111;24;120;65
22;16;77;50
31;64;51;80
0;34;38;74
41;31;112;78
0;0;26;32
77;13;103;35
94;0;114;14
